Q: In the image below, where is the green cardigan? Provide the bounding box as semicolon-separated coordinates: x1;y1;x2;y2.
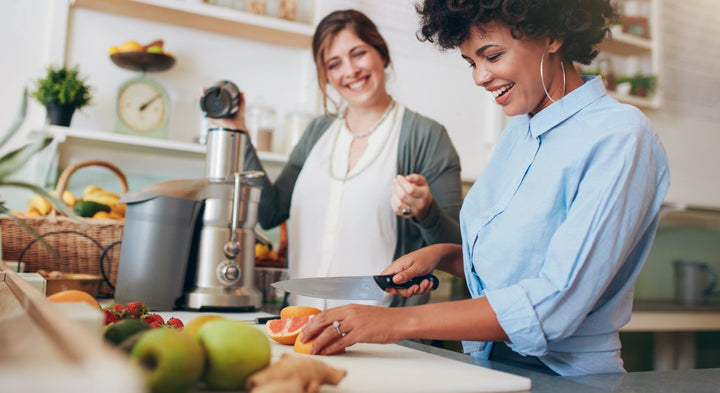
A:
244;107;462;260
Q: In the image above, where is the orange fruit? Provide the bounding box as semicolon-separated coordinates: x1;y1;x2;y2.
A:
280;306;321;319
293;332;314;354
265;315;313;345
294;332;345;355
47;289;100;310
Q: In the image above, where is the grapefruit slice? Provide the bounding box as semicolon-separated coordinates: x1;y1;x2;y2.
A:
280;306;322;319
265;315;313;345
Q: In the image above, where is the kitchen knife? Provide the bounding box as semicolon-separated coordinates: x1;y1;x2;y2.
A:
271;274;439;300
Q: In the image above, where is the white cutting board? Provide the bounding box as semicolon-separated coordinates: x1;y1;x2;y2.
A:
159;311;531;393
268;334;531;393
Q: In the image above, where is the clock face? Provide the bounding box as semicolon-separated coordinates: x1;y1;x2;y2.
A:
117;81;167;133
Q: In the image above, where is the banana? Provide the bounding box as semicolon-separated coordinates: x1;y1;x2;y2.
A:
110;202;126;217
27;195;52;215
92;211;111;220
83;185;104;198
109;211;125;220
83;191;121;207
49;190;77;208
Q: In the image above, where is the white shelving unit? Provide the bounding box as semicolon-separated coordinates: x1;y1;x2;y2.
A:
596;0;662;109
35;125;288;184
70;0;316;48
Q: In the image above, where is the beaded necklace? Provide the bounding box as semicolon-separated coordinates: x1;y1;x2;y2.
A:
343;99;396;138
329;99;398;182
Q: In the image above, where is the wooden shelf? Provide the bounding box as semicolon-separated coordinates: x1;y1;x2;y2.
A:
658;204;720;230
608;91;660;110
599;28;653;57
71;0;315;48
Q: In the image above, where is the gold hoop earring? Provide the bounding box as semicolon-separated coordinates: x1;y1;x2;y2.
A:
540;49;566;103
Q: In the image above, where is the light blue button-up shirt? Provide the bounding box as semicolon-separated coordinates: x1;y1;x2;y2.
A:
460;76;669;376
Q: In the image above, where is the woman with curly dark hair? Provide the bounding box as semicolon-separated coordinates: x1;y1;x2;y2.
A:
301;0;669;376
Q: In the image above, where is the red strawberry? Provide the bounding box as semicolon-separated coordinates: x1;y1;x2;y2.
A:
125;302;149;318
142;313;164;325
103;309;120;325
148;321;162;329
103;303;127;319
166;317;184;329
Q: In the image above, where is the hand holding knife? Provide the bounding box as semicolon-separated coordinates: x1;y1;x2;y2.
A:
271;273;439;300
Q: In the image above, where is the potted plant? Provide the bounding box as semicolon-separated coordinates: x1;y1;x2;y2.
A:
617;73;657;98
30;65;93;127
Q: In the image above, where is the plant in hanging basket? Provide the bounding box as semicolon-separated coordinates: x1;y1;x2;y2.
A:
30;65;93;127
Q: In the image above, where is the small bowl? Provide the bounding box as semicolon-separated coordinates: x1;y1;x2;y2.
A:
110;52;175;72
45;273;104;297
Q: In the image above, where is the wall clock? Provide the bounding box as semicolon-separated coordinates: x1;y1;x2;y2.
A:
115;76;170;139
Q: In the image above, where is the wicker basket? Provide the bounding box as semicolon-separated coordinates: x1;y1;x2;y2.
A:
0;160;128;298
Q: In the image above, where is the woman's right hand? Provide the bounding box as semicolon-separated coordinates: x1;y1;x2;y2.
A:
380;244;450;297
203;90;248;131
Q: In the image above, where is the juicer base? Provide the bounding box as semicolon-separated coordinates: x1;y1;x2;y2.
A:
180;286;262;311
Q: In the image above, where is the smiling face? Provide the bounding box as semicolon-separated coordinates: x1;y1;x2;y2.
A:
459;21;562;116
323;28;389;110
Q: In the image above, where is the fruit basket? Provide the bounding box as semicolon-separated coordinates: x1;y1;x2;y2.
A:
0;160;128;297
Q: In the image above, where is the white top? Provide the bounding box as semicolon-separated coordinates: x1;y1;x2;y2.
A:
287;104;405;309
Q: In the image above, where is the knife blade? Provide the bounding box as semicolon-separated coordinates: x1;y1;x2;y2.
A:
270;274;439;300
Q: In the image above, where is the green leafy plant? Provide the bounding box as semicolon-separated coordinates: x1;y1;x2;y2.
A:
616;73;657;97
30;65;92;109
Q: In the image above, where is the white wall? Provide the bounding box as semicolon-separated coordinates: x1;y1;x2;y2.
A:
0;0;54;146
645;0;720;208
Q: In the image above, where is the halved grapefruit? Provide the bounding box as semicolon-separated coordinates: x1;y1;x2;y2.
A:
280;305;322;319
265;315;314;345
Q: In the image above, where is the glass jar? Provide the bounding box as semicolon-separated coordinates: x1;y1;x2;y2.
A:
282;111;312;154
247;0;266;15
246;105;276;152
278;0;297;21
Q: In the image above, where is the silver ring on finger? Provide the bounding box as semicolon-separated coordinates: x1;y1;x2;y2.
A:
401;206;411;216
332;320;346;337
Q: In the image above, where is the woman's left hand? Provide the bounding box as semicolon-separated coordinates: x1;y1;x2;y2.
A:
391;174;433;221
300;304;407;355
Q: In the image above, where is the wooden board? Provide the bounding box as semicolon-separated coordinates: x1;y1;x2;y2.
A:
0;266;144;393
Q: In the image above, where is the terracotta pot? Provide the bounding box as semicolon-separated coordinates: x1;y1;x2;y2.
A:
46;103;76;126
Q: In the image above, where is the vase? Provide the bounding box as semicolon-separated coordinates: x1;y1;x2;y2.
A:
46;103;76;127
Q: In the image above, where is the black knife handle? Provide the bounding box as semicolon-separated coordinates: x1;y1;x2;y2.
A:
374;274;439;291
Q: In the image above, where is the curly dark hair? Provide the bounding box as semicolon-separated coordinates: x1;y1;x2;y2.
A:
416;0;617;65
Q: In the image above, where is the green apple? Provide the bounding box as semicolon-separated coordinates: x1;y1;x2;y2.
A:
131;328;205;393
146;45;163;54
196;320;271;391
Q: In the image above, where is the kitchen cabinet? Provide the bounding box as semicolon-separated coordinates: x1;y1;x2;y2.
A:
70;0;317;48
595;0;662;109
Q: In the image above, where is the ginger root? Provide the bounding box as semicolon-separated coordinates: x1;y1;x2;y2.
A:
246;353;347;393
